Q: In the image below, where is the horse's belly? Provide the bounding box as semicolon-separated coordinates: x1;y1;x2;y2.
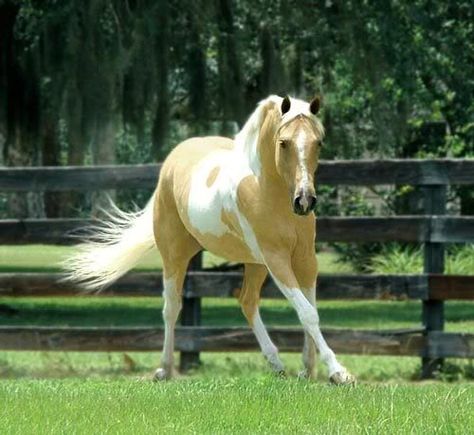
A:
195;230;259;264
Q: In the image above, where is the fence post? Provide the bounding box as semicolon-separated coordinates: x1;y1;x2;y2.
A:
421;185;447;378
179;251;202;372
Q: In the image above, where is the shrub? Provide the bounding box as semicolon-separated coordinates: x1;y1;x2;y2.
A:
368;243;474;275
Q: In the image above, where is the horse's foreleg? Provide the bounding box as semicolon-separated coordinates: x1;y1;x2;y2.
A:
239;263;285;375
300;287;317;380
293;255;318;379
265;255;355;385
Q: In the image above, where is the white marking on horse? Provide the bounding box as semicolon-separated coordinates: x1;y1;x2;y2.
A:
271;275;349;378
188;151;231;237
295;127;310;209
252;310;285;372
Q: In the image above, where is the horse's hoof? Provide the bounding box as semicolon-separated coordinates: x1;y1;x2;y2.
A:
329;370;356;386
297;369;315;380
153;368;172;381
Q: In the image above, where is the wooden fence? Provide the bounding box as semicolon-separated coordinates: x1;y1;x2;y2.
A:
0;159;473;377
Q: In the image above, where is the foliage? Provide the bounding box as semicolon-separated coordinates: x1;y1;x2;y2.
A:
2;0;473;166
368;244;424;274
326;186;385;273
368;243;474;275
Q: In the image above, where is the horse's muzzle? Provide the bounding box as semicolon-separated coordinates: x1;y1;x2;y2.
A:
293;192;317;216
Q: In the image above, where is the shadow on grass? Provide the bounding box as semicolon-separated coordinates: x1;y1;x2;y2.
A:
1;297;472;329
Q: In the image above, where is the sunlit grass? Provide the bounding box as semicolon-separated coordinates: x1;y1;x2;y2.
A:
0;244;351;273
0;378;472;434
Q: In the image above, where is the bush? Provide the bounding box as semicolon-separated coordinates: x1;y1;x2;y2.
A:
368;244;423;274
368;243;474;275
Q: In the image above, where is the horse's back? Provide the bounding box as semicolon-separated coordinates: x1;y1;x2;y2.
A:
157;135;233;198
164;136;233;171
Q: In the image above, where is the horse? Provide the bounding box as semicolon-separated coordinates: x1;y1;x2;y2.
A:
63;95;355;385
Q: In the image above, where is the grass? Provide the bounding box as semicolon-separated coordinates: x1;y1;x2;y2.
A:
1;297;474;332
0;244;352;273
0;378;472;434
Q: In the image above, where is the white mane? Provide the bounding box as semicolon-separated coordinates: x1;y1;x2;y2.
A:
233;95;321;176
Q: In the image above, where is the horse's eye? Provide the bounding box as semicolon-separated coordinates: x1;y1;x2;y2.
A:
279;140;288;149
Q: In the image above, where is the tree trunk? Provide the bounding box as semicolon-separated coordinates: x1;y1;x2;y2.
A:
151;0;170;159
58;78;87;217
215;0;245;133
187;6;207;136
260;25;287;97
91;109;117;215
2;3;41;218
41;114;61;217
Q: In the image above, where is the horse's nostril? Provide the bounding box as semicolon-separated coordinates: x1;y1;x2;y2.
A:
293;196;302;212
293;193;316;215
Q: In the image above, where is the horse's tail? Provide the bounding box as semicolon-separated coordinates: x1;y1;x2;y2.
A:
62;195;156;291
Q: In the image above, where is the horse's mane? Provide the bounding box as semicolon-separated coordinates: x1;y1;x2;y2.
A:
234;95;281;175
234;95;324;176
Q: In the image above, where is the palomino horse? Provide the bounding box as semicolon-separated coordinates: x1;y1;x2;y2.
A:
64;95;355;385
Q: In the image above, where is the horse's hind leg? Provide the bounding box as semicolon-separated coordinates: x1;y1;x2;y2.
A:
238;263;285;375
153;200;201;380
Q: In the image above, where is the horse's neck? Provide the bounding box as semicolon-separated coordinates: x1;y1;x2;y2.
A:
235;98;288;204
256;109;286;192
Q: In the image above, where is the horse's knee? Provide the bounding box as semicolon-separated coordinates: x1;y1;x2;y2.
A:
239;291;258;325
298;305;319;330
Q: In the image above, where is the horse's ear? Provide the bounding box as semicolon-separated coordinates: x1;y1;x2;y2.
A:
281;96;291;115
309;95;321;115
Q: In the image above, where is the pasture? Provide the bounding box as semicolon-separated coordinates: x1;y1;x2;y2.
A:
1;245;473;434
1;379;473;434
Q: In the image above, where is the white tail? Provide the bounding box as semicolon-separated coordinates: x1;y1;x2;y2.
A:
62;197;156;291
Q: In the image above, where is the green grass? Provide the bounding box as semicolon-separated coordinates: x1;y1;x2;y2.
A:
1;297;473;332
0;378;472;434
0;244;351;273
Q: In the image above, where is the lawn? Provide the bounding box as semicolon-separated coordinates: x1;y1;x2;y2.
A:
0;244;353;273
0;245;473;433
0;378;472;434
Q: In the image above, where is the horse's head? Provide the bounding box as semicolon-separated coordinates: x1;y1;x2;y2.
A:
274;96;324;216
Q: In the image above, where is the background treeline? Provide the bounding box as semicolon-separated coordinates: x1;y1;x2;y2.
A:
0;0;473;219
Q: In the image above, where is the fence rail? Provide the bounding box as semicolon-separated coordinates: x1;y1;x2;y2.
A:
1;159;474;192
0;326;472;358
0;272;473;301
0;159;473;378
0;216;473;245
